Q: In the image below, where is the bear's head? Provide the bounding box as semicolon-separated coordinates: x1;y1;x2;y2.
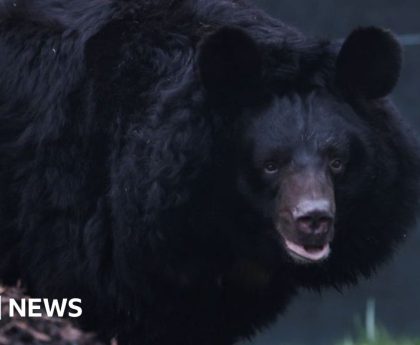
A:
197;26;420;286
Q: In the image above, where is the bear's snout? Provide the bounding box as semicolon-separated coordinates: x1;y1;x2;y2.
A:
294;206;334;236
277;168;336;263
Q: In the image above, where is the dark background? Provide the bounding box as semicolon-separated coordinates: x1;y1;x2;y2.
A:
240;1;420;344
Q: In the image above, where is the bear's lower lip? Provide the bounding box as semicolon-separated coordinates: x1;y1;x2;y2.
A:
284;239;331;263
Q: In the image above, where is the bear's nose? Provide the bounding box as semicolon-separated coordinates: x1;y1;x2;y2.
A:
295;210;334;235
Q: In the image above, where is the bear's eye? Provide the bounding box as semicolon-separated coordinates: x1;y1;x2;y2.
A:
264;161;278;174
329;158;344;174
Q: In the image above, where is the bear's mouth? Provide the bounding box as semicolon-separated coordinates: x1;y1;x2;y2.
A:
284;239;331;264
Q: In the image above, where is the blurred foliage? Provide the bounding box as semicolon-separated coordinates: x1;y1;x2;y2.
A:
336;300;420;345
336;328;420;345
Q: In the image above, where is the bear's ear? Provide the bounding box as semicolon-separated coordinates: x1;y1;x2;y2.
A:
335;27;402;99
198;26;263;104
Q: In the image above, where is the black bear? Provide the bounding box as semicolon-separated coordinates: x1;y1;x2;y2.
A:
0;0;419;344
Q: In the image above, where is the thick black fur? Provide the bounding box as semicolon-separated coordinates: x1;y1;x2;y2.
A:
0;1;419;345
